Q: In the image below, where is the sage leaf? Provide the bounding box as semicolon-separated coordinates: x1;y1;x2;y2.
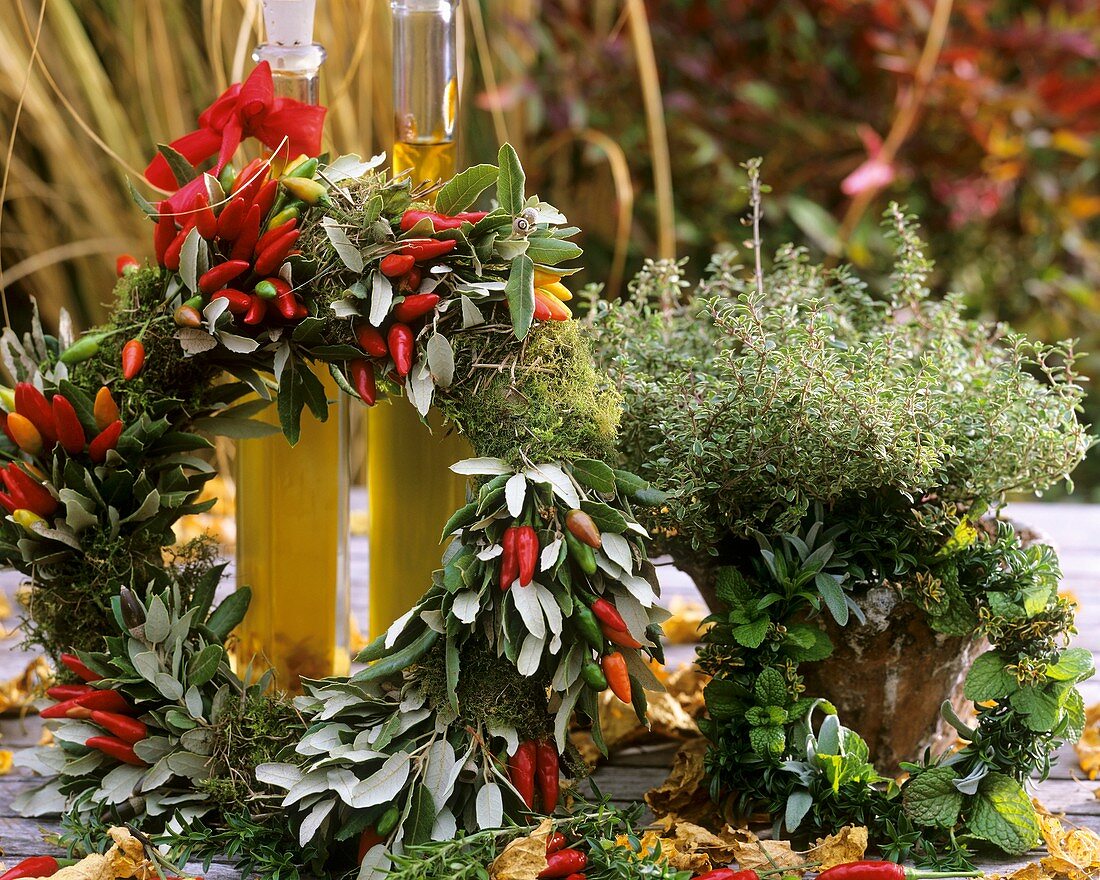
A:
496;144;525;215
435;163;498;214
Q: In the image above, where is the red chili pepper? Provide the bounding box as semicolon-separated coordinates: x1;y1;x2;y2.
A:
88;420;124;464
254;217;298;256
90;710;147;745
115;254;139;277
0;855;61;880
391;293;440;323
230;204;263;261
216;196;249;241
693;870;758;880
387;323;415;377
153;213;177;266
243;297;268;326
40;698;90;719
192;192;218;240
252;178;280;224
500;527;520;591
85;735;146;766
535;740;560;814
0;464;57;518
456;210;489;223
0;411;15;446
602;652;632;704
358;827;383;862
231;157;268;198
163;226;190;272
507;740;537;809
15;383;57;445
538;850;587;879
275;289;301;320
380;253;416;277
253;228;301;275
565;510;602;549
60;652;100;682
350;360;377;406
41;689;134;719
199;259;251;295
355;323;388;358
533;295;552;322
399;265;423;293
516;525;539;587
5;414;43;457
212;289;252;315
601;623;643;650
51;395;86;455
561;875;585;880
121;339;146;380
46;684;93;701
815;861;980;880
545;833;567;855
400;209;465;232
590;597;627;631
398;238;457;260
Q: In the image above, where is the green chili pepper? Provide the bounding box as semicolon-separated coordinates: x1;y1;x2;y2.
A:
218;163;237;193
375;805;401;836
580;658;608;691
283;156;320;179
183;294;205;310
573;605;604;651
565;529;597;575
264;205;301;233
59;333;104;365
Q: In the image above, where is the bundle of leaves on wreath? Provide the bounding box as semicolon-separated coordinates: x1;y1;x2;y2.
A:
4;63;673;879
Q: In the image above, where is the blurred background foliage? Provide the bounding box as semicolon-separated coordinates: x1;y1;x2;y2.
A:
1;0;1098;488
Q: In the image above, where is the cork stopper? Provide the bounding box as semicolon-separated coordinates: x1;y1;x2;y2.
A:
262;0;317;47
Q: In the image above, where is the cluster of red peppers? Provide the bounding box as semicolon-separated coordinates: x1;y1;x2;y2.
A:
42;653;148;767
0;385;126;528
156;156;322;331
498;523;539;591
346;207;476;406
539;832;586;879
506;739;560;815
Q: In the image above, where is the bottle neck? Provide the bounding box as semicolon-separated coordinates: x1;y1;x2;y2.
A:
253;42;326;106
391;0;459;148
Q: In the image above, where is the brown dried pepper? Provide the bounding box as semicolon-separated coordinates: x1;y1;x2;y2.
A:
565;509;602;549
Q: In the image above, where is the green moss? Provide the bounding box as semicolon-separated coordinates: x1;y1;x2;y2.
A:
443;320;622;467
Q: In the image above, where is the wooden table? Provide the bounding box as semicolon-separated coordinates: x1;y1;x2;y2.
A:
1;502;1097;877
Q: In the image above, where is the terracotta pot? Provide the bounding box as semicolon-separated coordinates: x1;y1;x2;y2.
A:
679;560;982;773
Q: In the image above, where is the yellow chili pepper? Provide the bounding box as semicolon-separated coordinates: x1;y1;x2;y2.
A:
541;281;573;302
281;177;328;206
533;267;562;288
94;387;119;432
271;153;310;178
7;413;43;456
0;387;15;412
13;508;45;532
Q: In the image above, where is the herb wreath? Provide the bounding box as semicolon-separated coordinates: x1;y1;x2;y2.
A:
6;64;670;879
593;162;1094;869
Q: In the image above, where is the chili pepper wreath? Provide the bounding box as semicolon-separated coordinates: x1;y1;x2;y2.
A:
5;63;670;879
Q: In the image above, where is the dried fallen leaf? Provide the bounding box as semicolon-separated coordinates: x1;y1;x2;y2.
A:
662;597;710;644
31;826;158;880
1037;813;1100;880
645;737;714;823
1076;702;1100;780
727;828;805;874
0;656;51;714
615;829;712;873
490;819;553;880
0;749;13;775
808;825;868;870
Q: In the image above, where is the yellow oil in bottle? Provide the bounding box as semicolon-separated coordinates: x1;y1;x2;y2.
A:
235;370;350;691
365;136;470;638
392;140;457;188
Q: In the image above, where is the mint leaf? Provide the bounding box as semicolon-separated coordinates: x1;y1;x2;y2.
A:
783;624;834;662
1009;685;1061;732
963;651;1017;701
903;766;962;828
704;678;743;722
749;725;786;760
733;617;770;649
1047;646;1095;682
715;566;752;608
496;144;525;215
753;667;788;707
434;163;498;214
969;772;1041;855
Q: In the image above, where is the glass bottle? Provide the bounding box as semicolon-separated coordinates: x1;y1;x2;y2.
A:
235;0;351;691
367;0;468;638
